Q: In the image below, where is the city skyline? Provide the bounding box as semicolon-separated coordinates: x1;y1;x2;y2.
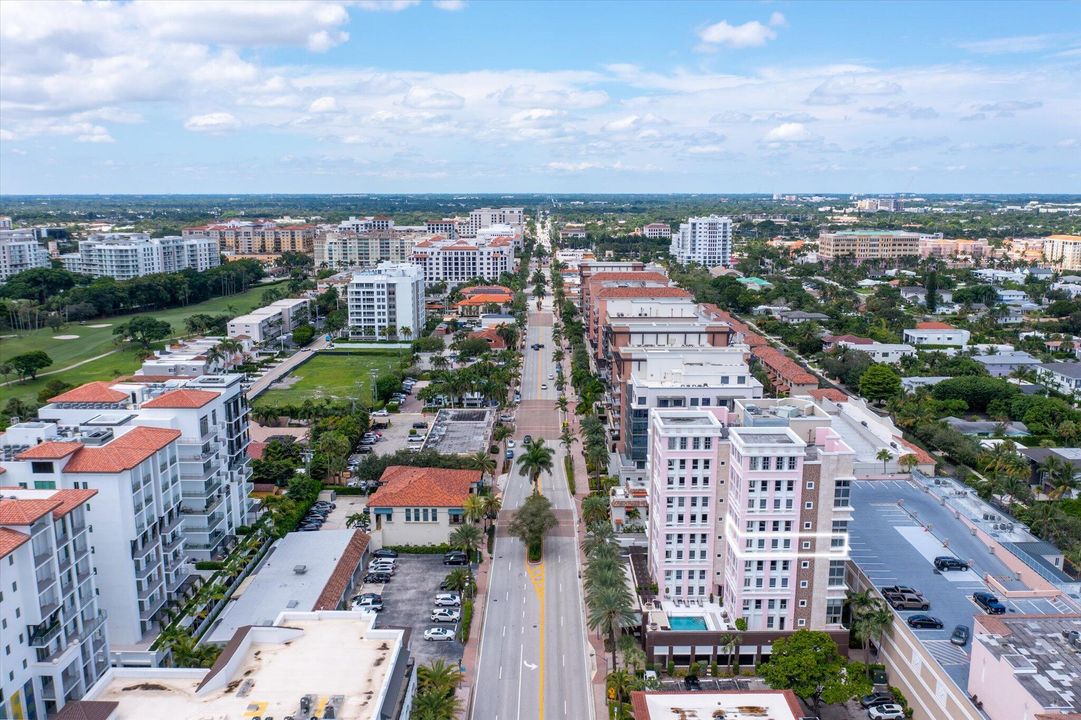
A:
1;0;1079;194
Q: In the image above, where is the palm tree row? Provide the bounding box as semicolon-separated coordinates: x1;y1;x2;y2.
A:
844;590;893;675
582;524;639;675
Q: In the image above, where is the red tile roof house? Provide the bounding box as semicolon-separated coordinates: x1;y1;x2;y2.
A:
468;326;508;350
752;346;819;396
367;466;481;548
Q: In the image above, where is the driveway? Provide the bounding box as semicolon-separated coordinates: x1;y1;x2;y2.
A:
373;555;466;666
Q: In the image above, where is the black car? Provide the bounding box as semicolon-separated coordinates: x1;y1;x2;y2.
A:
950;625;971;646
373;548;399;559
364;572;391;583
934;556;969;571
683;675;702;691
443;551;468;566
522;434;533;445
860;692;895;709
973;591;1007;614
906;614;944;629
357;446;373;454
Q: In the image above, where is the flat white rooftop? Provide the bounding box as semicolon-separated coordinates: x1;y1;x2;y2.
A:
88;613;402;720
634;690;801;720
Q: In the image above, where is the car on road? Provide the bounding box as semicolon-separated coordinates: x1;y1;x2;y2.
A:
867;704;906;720
364;572;391;584
860;692;896;709
973;591;1007;614
434;592;462;606
431;608;461;622
372;548;398;559
548;373;553;379
884;592;930;611
523;434;532;445
950;625;970;646
371;409;389;417
424;627;455;642
506;439;515;448
541;383;548;390
934;555;969;571
505;448;514;459
906;614;944;629
499;414;514;423
443;551;468;566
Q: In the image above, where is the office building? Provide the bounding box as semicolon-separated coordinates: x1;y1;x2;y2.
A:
631;690;802;720
58;234;220;280
641;223;672;239
347;262;425;338
410;234;515;287
669;215;732;267
0;488;109;720
1046;234;1081;271
818;229;934;262
461;207;524;237
64;612;415;720
0;232;52;282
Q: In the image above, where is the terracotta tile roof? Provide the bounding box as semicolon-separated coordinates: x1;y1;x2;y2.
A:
16;441;84;460
369;465;480;508
247;441;268;461
54;701;120;720
456;293;513;306
823;334;873;345
808;388;850;403
915;321;957;330
462;285;512;296
49;489;98;518
595;286;691;299
64;427;182;473
469;327;507;350
141;389;218;409
900;438;936;466
0;498;62;525
753;346;818;386
313;530;370;610
49;381;128;404
709;309;768;347
0;527;30;559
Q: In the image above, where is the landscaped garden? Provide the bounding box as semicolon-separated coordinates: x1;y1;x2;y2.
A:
252;350;403;407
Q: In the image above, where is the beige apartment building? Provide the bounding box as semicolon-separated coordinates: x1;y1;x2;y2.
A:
818;229;927;262
183;221;315;257
1045;234;1081;271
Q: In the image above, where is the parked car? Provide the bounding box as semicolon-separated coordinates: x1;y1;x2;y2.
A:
373;548;398;559
885;592;930;611
950;625;970;646
868;704;906;720
434;592;462;607
683;675;702;691
934;555;969;571
412;421;429;429
431;608;461;622
523;434;532;445
424;627;455;641
860;692;895;709
507;439;516;448
357;446;373;454
352;596;384;612
973;591;1007;614
368;563;396;575
364;572;391;584
443;551;468;566
505;448;515;459
906;614;944;629
371;409;390;417
499;414;514;423
881;586;922;597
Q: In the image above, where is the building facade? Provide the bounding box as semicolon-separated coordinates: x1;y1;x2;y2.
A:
0;232;52;282
59;234;220;279
670;216;732;267
818;229;928;262
410;234;514;287
1045;234;1081;271
347;262;425;338
461;207;524;237
642;223;672;239
314;230;418;269
226;298;311;344
183;221;315;257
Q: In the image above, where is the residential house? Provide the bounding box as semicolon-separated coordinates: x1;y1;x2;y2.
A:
1037;362;1081;396
943;417;1029;437
902;322;971;348
972;351;1043;377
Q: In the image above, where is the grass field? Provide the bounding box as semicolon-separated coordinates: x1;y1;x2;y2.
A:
0;280;287;407
254;351;403;408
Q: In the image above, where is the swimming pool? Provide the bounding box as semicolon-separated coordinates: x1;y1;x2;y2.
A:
668;616;708;631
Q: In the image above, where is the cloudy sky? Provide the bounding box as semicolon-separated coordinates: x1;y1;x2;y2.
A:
1;0;1078;194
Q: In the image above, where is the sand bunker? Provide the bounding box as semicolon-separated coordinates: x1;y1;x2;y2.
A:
53;335;80;340
87;323;112;328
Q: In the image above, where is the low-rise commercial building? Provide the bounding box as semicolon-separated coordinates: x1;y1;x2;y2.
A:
818;229;928;262
0;488;109;720
368;466;481;548
631;690;802;720
347;262;425;338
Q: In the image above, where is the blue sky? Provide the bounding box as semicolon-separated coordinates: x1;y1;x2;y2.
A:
1;0;1078;194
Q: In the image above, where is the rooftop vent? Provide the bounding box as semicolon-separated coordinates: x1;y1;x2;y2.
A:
293;565;307;575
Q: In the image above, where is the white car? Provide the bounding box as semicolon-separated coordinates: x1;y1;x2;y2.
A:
371;409;389;417
424;627;455;641
431;608;461;622
433;592;461;607
368;562;396;575
548;373;553;379
506;439;516;448
868;705;905;720
541;383;548;390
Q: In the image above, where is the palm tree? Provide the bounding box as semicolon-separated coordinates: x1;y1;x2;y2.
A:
1041;455;1076;500
557;395;568;413
586;585;638;673
431;354;450;370
718;632;740;675
463;495;486;526
582;522;616;557
559;424;576;452
251;406;278;427
441;568;475;599
850;600;893;672
346;512;367;528
898;453;920;474
493;424;513;447
411;687;461;720
469;451;497;486
450;523;484;563
582;495;610;527
606;668;639;706
482;495;502;526
515;438;555;494
618;634;647;675
875;449;892;474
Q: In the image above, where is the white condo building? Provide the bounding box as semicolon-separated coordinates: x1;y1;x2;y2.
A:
670;216;733;267
347;262;425;338
227;298;311;344
461;207;524;237
0;230;52;282
411;234;515;287
0;487;110;720
58;234;220;280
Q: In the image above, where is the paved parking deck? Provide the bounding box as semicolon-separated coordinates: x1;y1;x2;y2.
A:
849;479;1061;689
371;555;466;667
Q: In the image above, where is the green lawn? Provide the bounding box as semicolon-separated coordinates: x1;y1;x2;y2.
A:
1;281;287;407
254;351;403;408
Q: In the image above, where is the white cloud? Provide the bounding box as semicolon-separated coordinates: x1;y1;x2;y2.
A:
697;19;778;49
546;161;603;172
686;144;727;155
433;0;466;10
765;122;811;142
308;96;338;113
184;112;241;133
862;101;939;120
806;75;903;105
959;34;1059;54
769;12;787;27
403;86;464;109
355;1;421;11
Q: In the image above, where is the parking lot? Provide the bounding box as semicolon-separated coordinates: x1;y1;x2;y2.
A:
366;555;466;666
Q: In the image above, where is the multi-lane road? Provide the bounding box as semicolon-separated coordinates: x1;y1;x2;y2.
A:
471;243;594;720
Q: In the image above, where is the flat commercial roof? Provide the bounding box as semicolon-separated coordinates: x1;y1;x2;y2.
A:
88;614;403;720
974;614;1081;712
206;530;363;643
631;690;801;720
423;408;493;455
849;479;1063;691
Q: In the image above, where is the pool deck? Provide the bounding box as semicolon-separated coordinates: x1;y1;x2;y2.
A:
647;599;736;632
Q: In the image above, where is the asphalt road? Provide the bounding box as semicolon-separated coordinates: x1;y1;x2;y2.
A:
472;258;593;720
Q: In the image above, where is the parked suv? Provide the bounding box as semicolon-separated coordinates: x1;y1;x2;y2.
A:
973;591;1007;614
884;592;930;611
934;555;969;571
443;551;468;566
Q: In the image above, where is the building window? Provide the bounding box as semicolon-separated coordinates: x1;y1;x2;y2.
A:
799;600;807;608
833;479;851;508
828;560;846;587
30;462;53;474
826;599;844;624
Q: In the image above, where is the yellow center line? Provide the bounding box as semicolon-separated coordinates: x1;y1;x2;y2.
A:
527;561;546;720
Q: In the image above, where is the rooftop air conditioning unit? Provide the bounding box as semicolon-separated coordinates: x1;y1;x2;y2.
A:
293;565;307;575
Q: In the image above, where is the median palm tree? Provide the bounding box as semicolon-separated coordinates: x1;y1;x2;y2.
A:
515;437;555;494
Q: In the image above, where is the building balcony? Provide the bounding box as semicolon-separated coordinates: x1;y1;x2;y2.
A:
37;571;57;593
137;573;165;601
29;620;63;648
138;595;166;621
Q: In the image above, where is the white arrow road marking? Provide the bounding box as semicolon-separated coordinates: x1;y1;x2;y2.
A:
523;660;538;670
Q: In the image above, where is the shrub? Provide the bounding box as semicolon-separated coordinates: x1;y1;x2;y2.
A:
234;525;253;536
526;540;542;562
667;660;675;676
194;561;224;571
328;485;366;495
386;401;400;412
384;543;452;554
563;454;576;495
456;599;474;642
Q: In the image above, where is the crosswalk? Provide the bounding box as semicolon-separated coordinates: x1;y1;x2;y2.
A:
923;639;969;666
